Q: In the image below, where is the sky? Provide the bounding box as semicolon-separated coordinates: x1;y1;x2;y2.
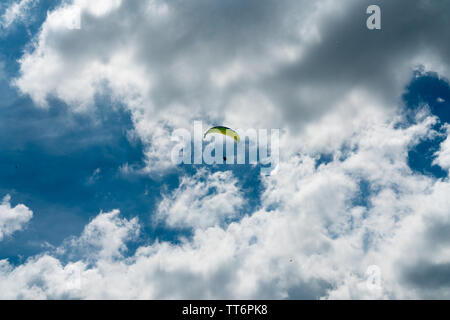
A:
1;0;450;299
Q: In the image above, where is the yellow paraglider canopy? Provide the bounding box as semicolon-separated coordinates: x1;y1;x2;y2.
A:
203;126;240;142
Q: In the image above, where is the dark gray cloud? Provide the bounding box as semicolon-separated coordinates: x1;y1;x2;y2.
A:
262;0;450;126
16;0;450;132
404;262;450;294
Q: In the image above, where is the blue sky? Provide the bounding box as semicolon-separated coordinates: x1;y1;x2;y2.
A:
405;71;450;179
1;0;450;299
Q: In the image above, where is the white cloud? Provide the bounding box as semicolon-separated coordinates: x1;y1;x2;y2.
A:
58;210;140;262
0;0;36;29
156;170;244;229
0;194;33;241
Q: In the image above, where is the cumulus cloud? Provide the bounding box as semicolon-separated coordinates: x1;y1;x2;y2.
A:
0;194;33;241
4;0;450;299
156;170;244;229
58;210;140;262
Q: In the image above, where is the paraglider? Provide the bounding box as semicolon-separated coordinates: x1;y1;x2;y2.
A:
203;126;240;142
